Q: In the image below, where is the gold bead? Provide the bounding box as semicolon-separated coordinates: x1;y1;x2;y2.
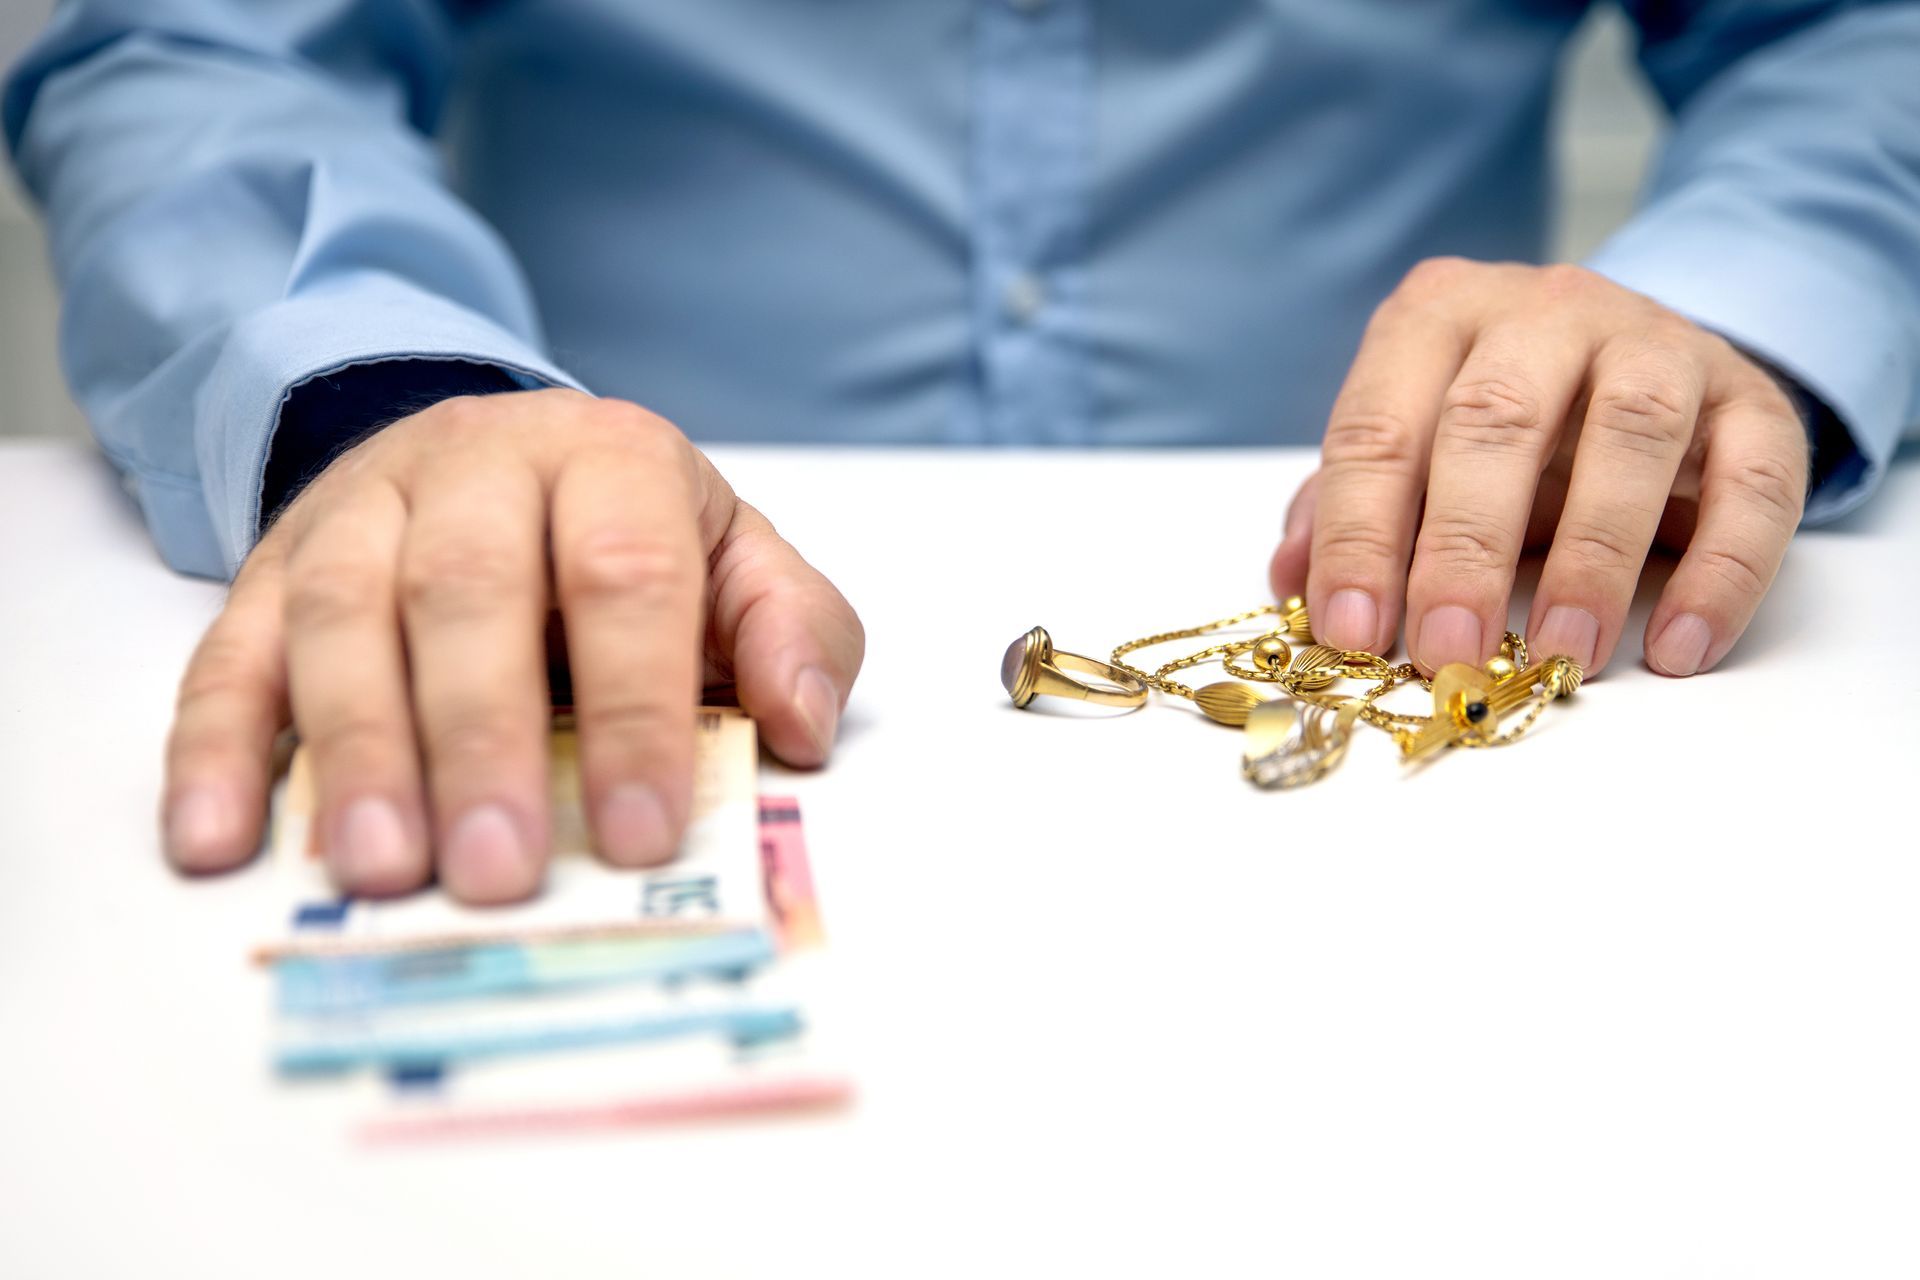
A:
1481;655;1518;683
1286;643;1345;692
1194;682;1268;726
1280;596;1310;636
1251;634;1292;672
1544;657;1583;699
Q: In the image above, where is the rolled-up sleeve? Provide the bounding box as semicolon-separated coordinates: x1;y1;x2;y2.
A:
1588;0;1920;525
3;1;582;578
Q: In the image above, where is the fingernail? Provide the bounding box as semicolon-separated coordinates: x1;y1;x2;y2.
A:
443;804;536;901
1416;605;1484;670
1651;613;1712;677
1322;589;1378;650
793;665;841;758
165;786;237;869
332;796;411;892
1533;605;1600;669
598;784;674;867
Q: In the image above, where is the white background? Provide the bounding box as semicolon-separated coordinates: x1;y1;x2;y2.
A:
2;441;1917;1278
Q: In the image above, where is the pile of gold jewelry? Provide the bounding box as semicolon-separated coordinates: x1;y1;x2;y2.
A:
1001;598;1582;789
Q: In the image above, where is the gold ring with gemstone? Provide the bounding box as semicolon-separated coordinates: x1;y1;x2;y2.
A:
1000;626;1150;710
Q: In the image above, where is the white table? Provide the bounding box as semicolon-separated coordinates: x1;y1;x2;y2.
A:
3;439;1917;1278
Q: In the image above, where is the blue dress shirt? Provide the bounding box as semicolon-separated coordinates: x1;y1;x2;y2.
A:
6;1;1919;579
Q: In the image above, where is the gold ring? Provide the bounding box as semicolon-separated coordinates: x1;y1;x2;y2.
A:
1000;626;1150;710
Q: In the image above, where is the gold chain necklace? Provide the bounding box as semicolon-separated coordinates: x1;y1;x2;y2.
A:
1105;597;1582;787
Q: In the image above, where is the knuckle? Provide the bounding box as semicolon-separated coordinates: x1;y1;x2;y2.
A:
1321;411;1419;471
165;733;233;778
308;713;404;768
1692;544;1770;600
408;393;510;446
177;632;268;709
842;607;869;665
586;398;687;452
422;394;492;431
1587;380;1694;456
1717;452;1806;526
1440;377;1547;448
426;710;527;771
1538;262;1602;298
1552;513;1645;576
1642;311;1702;349
1399;255;1474;297
165;732;254;794
402;538;527;619
1746;377;1800;424
564;531;698;608
1313;516;1402;566
578;698;686;749
285;562;385;631
1417;510;1514;570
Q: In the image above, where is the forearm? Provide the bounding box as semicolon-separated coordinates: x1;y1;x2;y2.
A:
4;1;578;578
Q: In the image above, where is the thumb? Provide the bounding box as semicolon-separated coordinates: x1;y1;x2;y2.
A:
1267;469;1321;600
705;502;865;767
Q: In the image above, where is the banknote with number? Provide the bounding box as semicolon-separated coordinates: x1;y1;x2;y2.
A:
259;710;763;959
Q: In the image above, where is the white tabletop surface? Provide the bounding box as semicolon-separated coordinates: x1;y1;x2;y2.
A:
2;438;1917;1278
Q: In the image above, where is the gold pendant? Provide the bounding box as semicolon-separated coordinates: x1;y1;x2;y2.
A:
1402;663;1499;761
1242;698;1361;789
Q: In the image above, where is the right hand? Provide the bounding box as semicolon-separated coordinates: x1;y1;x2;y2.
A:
160;389;864;903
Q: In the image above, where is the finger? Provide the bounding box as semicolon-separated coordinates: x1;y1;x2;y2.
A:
706;498;864;769
1526;331;1703;674
1306;264;1474;652
552;407;706;869
1644;387;1806;677
282;480;432;897
399;451;552;903
1405;316;1592;673
1267;470;1319;600
162;538;292;873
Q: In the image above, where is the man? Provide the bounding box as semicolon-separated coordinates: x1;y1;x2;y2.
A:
7;1;1917;903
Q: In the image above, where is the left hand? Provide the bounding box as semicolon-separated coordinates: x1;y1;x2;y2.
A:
1268;258;1810;678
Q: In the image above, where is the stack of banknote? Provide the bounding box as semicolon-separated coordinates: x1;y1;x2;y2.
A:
258;709;847;1142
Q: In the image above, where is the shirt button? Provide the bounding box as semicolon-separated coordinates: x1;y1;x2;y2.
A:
1002;272;1047;324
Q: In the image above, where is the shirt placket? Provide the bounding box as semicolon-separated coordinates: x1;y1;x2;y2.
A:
969;0;1094;445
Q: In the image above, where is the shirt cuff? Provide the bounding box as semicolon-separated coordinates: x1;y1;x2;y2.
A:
258;358;524;531
1585;206;1919;526
190;271;585;577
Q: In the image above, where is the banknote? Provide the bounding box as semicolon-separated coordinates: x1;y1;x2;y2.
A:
357;1032;852;1143
274;976;805;1075
259;709;762;959
757;795;825;953
272;794;822;1012
273;930;777;1017
272;796;831;1076
338;797;849;1138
